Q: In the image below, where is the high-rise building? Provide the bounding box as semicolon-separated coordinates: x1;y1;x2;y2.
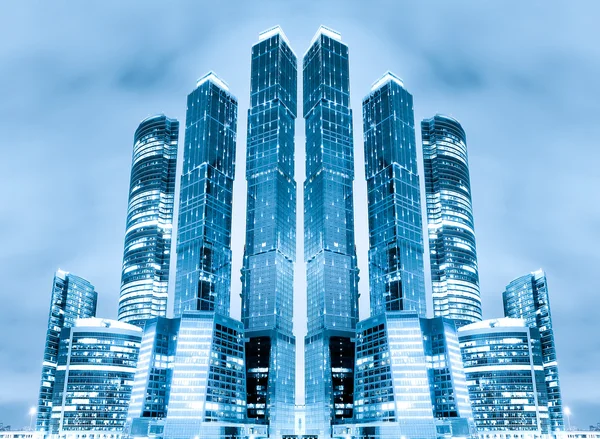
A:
458;318;550;439
303;26;359;437
363;72;426;317
118;114;178;326
241;26;297;438
503;270;564;432
125;317;180;438
421;317;477;438
49;318;142;439
35;270;97;433
353;312;437;439
422;114;482;326
173;72;237;317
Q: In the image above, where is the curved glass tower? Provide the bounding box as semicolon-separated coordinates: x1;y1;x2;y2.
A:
363;72;427;317
173;72;237;317
422;115;481;326
118;114;178;325
241;26;296;438
303;26;359;438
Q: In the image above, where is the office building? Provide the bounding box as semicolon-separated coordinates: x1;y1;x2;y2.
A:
241;26;297;438
49;318;142;439
303;26;359;438
353;312;437;439
118;114;178;326
458;318;550;438
422;114;481;326
363;71;426;317
503;270;564;432
35;270;97;434
173;72;237;317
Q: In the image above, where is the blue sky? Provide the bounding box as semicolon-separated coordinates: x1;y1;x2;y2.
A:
1;0;599;430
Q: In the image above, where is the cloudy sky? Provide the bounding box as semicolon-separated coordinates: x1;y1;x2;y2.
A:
1;0;599;430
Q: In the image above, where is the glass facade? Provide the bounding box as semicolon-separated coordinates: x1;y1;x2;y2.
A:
458;318;550;436
353;312;437;439
363;72;426;317
503;270;564;432
118;114;178;326
241;26;297;438
36;270;97;433
422;114;481;326
420;317;476;438
49;318;142;438
173;72;237;317
163;312;247;439
303;26;359;438
125;317;180;438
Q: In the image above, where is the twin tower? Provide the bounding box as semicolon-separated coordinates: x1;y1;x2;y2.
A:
117;25;482;439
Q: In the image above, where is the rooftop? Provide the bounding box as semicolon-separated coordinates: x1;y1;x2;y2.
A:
306;25;342;54
258;25;295;56
370;71;405;92
196;71;229;92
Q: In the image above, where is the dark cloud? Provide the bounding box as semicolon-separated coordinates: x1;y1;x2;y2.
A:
0;0;598;430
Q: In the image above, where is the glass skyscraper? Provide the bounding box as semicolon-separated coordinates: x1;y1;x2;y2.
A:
458;318;550;439
303;26;359;438
422;114;482;326
35;269;97;433
503;270;564;432
353;312;437;439
173;72;237;317
241;26;296;438
363;72;426;317
118;114;178;326
49;318;142;438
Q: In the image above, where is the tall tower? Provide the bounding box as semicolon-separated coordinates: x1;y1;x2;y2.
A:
363;72;427;317
35;270;97;433
118;114;178;326
503;270;564;432
422;114;482;326
241;26;297;438
353;72;437;439
303;26;359;438
173;72;237;317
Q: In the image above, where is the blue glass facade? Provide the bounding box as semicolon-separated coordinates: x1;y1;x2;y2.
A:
36;270;97;433
503;270;564;432
173;72;237;317
362;72;426;317
422;115;481;326
119;114;179;326
49;318;142;437
241;26;296;438
458;319;550;436
303;26;359;438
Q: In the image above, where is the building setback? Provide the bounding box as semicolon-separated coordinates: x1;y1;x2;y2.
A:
241;26;297;439
35;270;97;434
118;114;178;326
422;114;482;326
303;26;360;438
503;270;564;432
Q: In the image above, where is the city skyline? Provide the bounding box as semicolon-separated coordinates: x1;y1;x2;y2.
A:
1;1;599;431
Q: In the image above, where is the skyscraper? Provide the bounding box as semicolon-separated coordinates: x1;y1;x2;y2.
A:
173;72;237;317
241;26;297;438
363;72;426;317
162;72;248;439
49;318;142;438
303;26;359;437
422;114;482;326
118;114;178;326
458;318;550;439
503;270;564;432
35;270;97;433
